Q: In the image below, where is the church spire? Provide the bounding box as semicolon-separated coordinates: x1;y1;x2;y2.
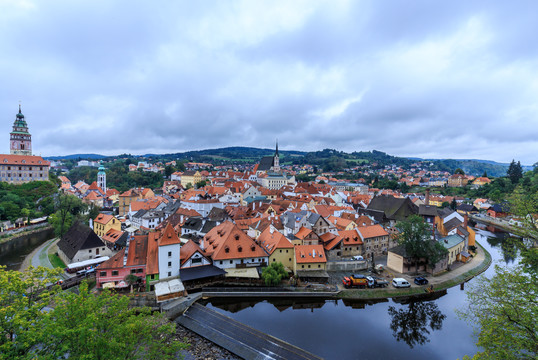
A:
275;139;279;156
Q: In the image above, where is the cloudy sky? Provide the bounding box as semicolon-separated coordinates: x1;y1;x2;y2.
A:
1;1;537;164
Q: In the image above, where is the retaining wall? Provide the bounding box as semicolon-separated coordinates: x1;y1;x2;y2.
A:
0;225;54;256
326;260;368;272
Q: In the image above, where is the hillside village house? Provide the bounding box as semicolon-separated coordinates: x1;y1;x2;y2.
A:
93;213;121;237
257;226;295;271
201;222;269;270
357;224;391;258
57;222;114;264
180;170;202;188
96;235;147;289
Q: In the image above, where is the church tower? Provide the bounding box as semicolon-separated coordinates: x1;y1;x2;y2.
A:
272;140;280;172
97;161;107;192
10;105;32;155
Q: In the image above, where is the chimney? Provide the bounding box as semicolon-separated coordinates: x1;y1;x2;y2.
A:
464;214;468;229
425;188;430;206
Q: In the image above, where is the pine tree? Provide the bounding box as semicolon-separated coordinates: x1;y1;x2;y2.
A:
507;159;523;184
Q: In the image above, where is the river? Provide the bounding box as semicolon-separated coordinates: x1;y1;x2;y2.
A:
202;228;514;360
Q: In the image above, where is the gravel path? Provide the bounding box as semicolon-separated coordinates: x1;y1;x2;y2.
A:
19;238;58;271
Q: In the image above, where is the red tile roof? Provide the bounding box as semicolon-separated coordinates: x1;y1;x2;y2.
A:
295;244;326;264
357;224;388;239
257;227;293;255
0;154;50;166
202;222;268;261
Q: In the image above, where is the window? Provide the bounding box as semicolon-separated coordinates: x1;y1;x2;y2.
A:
150;274;155;280
318;265;321;268
289;258;291;262
131;269;136;274
100;271;107;276
279;249;282;253
168;261;171;267
168;272;171;277
192;257;202;264
89;249;92;253
302;265;304;268
168;251;172;257
308;265;311;268
112;270;119;276
137;268;143;273
230;260;233;264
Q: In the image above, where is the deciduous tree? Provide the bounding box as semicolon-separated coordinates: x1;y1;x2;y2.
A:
459;265;537;359
261;262;288;286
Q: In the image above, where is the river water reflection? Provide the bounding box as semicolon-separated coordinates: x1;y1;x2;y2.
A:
203;229;511;360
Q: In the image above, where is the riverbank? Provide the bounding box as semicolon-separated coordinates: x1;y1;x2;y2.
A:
337;240;492;300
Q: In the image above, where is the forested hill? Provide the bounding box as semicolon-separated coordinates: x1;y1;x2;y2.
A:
49;147;532;177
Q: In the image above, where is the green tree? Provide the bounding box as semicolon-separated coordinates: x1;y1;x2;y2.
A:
124;274;140;293
459;265;537;359
507;159;523;184
0;266;63;359
508;187;538;272
261;262;288;286
164;164;176;178
482;171;488;178
454;168;465;175
195;180;207;189
48;193;87;237
0;267;187;360
450;198;457;210
395;215;442;274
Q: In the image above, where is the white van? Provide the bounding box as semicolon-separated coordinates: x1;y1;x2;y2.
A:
352;255;364;261
392;278;411;288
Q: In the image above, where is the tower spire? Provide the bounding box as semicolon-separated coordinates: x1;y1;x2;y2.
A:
275;139;279;156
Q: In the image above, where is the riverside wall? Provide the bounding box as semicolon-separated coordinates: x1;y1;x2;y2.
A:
0;225;54;257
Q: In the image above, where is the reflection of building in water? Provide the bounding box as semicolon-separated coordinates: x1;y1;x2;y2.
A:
391;289;448;305
205;299;259;313
342;298;389;309
291;300;325;311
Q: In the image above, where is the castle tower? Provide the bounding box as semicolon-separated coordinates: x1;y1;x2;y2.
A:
10;105;32;155
272;140;280;172
97;161;107;193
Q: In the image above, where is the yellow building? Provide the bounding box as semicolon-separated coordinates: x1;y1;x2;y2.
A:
257;227;295;271
293;244;327;274
93;213;121;237
181;171;202;188
439;234;466;265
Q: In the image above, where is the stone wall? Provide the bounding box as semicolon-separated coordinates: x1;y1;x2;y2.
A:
326;260;368;272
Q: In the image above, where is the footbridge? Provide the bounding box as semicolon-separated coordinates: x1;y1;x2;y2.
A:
176;302;323;360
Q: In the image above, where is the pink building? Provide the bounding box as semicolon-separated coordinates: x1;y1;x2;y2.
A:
96;235;148;289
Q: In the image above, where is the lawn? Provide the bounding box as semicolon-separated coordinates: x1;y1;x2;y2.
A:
49;253;66;269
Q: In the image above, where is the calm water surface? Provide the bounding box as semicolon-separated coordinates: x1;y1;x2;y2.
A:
204;229;512;360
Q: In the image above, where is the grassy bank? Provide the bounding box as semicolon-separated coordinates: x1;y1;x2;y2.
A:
337;241;492;300
48;253;66;269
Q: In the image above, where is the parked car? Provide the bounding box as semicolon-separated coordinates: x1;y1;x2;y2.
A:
392;278;411;288
414;276;429;285
352;255;364;261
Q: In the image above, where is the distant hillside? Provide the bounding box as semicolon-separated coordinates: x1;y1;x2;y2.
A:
46;147;531;177
45;153;106;160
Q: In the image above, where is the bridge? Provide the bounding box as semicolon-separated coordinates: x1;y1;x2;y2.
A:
176;302;323;360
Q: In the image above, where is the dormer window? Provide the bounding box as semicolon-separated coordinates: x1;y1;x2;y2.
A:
238;246;242;252
224;246;230;253
234;234;239;240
